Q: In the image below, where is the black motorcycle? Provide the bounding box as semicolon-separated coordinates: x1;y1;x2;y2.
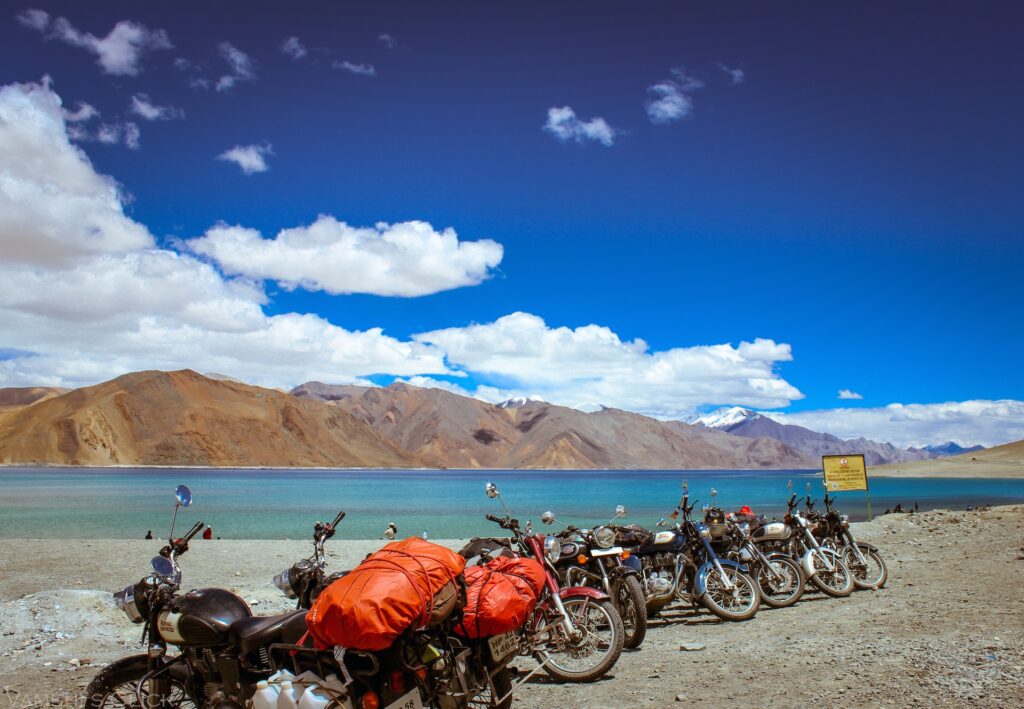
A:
542;505;648;649
808;490;888;590
620;481;760;622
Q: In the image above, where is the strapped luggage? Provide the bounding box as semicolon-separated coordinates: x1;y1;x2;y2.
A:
455;556;547;639
306;537;465;651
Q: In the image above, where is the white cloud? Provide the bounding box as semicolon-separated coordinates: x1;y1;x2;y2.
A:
0;79;152;266
281;36;307;60
129;93;183;121
717;63;746;85
838;389;863;400
216;143;272;174
215;42;255;92
379;34;398;49
764;401;1024;449
72;120;140;149
646;68;704;124
543;106;616;146
333;60;376;77
187;216;504;297
62;101;98;122
0;79;449;389
19;11;172;76
415;312;803;417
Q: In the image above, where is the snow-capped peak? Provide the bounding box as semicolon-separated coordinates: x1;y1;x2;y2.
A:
694;406;760;429
498;395;545;409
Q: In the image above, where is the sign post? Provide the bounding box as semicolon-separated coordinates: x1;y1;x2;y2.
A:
821;454;871;520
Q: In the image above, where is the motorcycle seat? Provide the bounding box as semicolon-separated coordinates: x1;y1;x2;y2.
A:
229;610;308;655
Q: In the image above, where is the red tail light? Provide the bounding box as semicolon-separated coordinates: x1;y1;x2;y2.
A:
389;670;406;694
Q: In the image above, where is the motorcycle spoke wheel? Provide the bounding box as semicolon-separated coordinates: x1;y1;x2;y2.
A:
464;666;513;709
614;576;648;649
84;657;196;709
843;546;888;590
701;569;760;621
811;553;854;597
537;598;623;683
756;557;804;608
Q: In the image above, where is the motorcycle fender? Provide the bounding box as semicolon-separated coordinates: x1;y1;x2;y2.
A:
621;554;643;573
608;564;641;580
693;559;747;596
800;549;817;578
558;585;610;602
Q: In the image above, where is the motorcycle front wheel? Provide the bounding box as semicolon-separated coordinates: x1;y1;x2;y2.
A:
84;655;197;709
700;568;760;621
613;575;647;649
536;598;624;683
842;544;888;590
754;555;804;608
810;551;854;597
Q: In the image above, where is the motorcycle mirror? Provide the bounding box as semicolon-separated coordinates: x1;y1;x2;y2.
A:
682;479;688;493
151;555;175;577
524;520;532;534
615;504;626;518
806;482;811;494
175;485;192;508
657;517;667;527
710;487;717;503
485;482;499;499
787;479;793;490
541;511;556;525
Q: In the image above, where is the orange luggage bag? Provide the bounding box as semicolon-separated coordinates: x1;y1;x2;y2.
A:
455;556;547;639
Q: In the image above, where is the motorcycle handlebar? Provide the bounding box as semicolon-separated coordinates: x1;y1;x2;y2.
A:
330;510;346;528
484;513;519;531
787;493;797;508
182;521;205;543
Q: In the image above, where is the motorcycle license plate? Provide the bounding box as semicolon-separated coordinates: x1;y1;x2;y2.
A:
384;689;423;709
488;630;517;662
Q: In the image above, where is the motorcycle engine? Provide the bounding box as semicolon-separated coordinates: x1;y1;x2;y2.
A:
645;569;674;595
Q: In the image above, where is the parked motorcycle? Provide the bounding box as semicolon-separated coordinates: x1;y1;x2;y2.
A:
776;485;855;598
808;490;888;590
542;506;647;649
621;481;760;622
476;482;624;683
273;510;347;609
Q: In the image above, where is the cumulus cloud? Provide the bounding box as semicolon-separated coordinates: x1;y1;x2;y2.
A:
216;143;272;174
333;60;376;76
764;401;1024;449
280;36;307;60
379;34;398;49
0;79;449;389
129;93;183;121
838;389;863;400
187;216;504;297
646;67;704;124
17;10;172;76
543;106;616;146
717;63;746;85
215;42;255;92
415;312;803;417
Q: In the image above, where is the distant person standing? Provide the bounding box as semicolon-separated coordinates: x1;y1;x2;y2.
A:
202;526;213;540
145;530;153;540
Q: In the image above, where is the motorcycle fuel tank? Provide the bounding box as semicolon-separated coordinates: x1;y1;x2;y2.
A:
752;522;791;542
158;588;252;646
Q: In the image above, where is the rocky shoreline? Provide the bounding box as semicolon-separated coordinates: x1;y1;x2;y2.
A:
2;507;1022;708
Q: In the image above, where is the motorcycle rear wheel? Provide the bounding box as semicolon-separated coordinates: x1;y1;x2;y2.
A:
464;666;513;709
83;655;197;709
536;598;624;683
810;552;854;597
613;576;647;649
700;568;760;621
754;555;804;608
843;544;888;590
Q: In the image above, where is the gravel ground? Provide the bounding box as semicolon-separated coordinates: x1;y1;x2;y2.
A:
1;506;1022;708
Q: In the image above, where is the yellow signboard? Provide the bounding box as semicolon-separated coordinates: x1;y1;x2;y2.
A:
822;454;868;492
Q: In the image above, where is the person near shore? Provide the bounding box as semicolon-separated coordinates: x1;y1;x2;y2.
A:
884;508;891;515
145;530;153;539
894;503;904;513
383;522;398;540
202;526;213;540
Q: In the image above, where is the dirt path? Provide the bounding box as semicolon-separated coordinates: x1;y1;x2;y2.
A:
2;507;1022;708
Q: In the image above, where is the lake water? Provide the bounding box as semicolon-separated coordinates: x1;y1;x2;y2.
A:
1;467;1022;539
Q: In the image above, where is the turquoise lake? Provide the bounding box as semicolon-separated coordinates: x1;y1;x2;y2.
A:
1;467;1022;539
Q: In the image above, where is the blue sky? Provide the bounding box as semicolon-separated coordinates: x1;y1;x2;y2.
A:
1;2;1022;447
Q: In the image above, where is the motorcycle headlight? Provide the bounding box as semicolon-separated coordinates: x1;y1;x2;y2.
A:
544;535;561;563
738;523;750;537
697;524;712;540
593;525;616;549
840;514;849;528
113;584;145;623
273;566;299;599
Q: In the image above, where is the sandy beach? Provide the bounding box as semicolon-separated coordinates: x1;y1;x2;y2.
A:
2;507;1022;708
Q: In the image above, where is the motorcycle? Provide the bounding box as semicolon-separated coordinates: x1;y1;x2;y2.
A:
89;487;516;709
273;510;348;609
475;482;624;683
775;484;854;598
621;481;760;622
542;505;648;649
808;490;888;590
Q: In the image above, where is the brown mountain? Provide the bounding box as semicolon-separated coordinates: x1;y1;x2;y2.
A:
873;438;1024;478
0;370;416;468
295;382;815;469
0;386;69;408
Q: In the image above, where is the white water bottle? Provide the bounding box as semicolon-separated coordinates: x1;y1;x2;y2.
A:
297;685;331;709
252;681;280;709
277;681;300;709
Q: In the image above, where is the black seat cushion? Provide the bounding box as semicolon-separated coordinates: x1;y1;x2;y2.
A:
229;610;308;655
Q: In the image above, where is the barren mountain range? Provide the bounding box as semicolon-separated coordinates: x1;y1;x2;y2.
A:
0;370;976;470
